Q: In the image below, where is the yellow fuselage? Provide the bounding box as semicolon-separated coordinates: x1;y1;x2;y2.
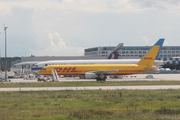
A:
38;64;157;76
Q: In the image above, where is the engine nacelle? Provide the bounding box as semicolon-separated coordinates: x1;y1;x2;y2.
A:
85;72;97;79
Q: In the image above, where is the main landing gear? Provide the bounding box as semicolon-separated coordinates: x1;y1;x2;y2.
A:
96;76;107;81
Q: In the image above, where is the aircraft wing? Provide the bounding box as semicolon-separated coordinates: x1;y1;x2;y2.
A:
90;69;121;75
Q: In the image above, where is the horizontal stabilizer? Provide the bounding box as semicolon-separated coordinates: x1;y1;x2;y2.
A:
144;67;158;70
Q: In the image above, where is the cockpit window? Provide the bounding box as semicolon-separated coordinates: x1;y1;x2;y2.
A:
35;65;38;67
45;64;48;66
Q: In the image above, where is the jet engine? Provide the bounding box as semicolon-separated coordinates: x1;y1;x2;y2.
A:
85;72;97;79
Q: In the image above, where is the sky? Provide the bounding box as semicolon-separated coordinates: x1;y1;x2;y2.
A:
0;0;180;57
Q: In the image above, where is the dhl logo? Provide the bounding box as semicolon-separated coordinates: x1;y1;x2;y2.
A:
54;67;78;72
144;57;153;60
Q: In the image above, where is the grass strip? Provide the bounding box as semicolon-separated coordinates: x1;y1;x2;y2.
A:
1;81;180;87
1;89;180;119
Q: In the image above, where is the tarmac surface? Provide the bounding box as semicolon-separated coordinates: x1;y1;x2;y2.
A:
1;74;180;91
6;74;180;83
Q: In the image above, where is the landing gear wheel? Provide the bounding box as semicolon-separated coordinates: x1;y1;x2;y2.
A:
96;77;102;81
96;76;107;81
96;78;100;81
102;76;107;81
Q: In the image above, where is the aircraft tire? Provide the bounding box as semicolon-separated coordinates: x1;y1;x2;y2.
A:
97;76;107;81
103;76;107;81
37;78;40;82
100;77;106;81
96;78;100;81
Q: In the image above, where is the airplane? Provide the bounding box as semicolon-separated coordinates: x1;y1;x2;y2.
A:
10;43;124;75
32;39;164;72
160;57;180;70
37;44;160;81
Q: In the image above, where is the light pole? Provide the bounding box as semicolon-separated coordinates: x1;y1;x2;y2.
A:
4;27;7;82
0;33;1;72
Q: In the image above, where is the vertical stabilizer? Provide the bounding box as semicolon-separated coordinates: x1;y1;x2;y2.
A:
154;38;164;60
137;46;160;66
107;43;123;59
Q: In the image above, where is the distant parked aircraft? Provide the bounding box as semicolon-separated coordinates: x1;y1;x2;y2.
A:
10;61;41;75
161;57;180;70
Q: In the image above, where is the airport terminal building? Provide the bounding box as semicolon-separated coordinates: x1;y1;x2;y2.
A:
84;46;180;61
